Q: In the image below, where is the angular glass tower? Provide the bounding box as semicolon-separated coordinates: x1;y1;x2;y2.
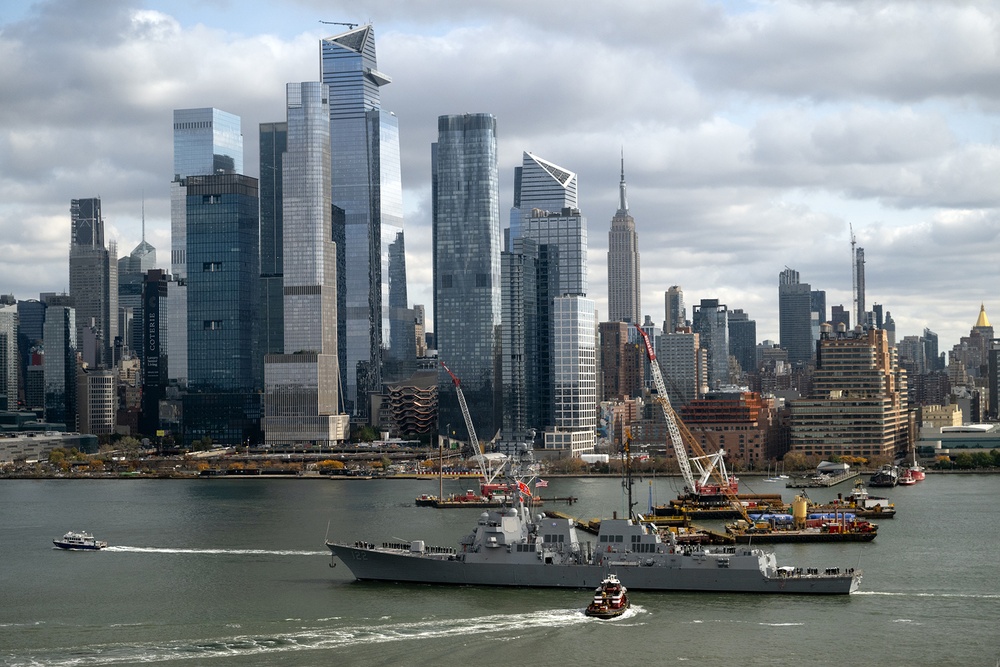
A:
607;156;641;324
321;24;408;418
505;152;592;448
510;152;577;241
433;113;501;444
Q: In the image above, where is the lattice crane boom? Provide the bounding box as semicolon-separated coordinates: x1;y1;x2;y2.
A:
635;327;740;501
440;361;486;479
635;327;696;493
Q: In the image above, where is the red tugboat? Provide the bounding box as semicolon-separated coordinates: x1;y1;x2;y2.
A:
585;574;630;619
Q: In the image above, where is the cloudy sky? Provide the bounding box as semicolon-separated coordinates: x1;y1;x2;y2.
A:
2;0;999;349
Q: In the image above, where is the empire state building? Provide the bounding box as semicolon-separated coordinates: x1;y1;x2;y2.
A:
607;156;641;323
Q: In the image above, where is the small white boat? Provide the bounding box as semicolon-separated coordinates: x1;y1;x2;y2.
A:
53;531;107;551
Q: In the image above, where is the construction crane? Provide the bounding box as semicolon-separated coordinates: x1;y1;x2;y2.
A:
319;20;359;29
439;361;526;500
634;327;739;500
440;361;480;456
440;361;486;476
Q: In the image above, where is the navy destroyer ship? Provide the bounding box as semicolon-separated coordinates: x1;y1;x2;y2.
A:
330;357;860;594
327;447;861;594
327;501;860;594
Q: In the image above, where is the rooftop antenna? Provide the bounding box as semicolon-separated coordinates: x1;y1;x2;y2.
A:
850;223;857;327
141;191;145;244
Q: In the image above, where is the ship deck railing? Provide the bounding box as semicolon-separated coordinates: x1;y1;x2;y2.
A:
352;540;456;555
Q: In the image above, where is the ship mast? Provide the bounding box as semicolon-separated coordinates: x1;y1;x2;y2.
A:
622;426;637;520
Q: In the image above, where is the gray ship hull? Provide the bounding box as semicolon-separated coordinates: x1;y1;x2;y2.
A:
328;543;859;595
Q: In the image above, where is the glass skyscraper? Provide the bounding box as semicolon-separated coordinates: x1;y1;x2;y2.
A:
552;296;597;430
501;237;540;440
521;208;588;298
664;285;685;333
510;152;577;241
321;25;408;418
43;300;77;428
259;121;288;371
171;108;243;280
727;308;757;376
140;269;168;436
692;298;730;389
505;152;593;451
263;82;349;448
183;173;260;445
172;109;243;182
778;268;814;366
69;197;117;367
170;107;243;387
433;113;502;444
117;207;157;357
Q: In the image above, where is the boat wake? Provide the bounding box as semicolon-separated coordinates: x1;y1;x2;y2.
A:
104;546;328;556
3;608;589;666
854;591;1000;599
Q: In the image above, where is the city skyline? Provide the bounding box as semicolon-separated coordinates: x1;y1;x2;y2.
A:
2;1;999;349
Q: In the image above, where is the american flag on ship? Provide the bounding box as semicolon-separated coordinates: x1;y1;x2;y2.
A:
534;479;549;488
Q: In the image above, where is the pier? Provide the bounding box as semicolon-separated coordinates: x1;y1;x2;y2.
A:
785;471;860;488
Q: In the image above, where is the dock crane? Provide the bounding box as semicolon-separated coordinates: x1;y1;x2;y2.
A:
634;327;740;501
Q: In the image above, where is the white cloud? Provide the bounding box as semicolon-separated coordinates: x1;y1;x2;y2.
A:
1;0;998;350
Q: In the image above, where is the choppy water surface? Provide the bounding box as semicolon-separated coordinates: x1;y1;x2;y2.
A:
2;475;998;666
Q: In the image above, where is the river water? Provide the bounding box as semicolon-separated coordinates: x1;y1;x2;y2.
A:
2;473;997;666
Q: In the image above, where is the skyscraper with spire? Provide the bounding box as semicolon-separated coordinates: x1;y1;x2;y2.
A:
607;155;640;323
118;199;157;357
